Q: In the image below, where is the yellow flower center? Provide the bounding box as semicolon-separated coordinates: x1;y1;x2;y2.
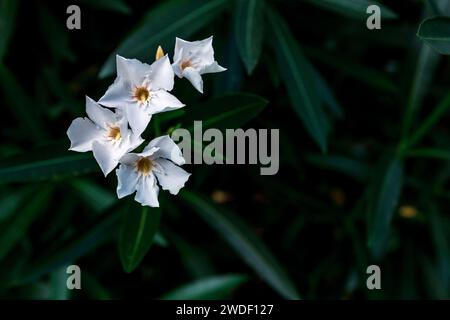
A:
107;126;121;141
181;59;192;71
136;157;153;175
134;87;150;103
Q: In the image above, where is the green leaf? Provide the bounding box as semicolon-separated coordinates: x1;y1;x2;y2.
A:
234;0;265;74
305;154;369;182
0;187;32;221
0;187;52;261
214;22;245;93
80;0;132;15
180;190;301;299
99;0;229;78
308;64;344;119
304;46;397;93
401;42;440;141
406;92;450;149
406;148;450;160
168;231;215;278
83;272;112;300
0;64;46;141
182;93;268;132
304;0;397;19
20;207;122;283
0;144;99;184
49;266;71;300
38;5;75;62
176;93;267;164
266;9;330;152
70;179;117;212
119;203;162;273
0;0;18;61
161;274;248;300
367;158;404;259
417;16;450;55
429;209;450;292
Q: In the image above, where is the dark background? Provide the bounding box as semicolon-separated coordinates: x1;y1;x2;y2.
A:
0;0;449;299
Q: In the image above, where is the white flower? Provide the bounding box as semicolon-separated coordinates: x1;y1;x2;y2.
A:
116;135;190;207
67;96;144;176
99;55;184;135
172;36;226;93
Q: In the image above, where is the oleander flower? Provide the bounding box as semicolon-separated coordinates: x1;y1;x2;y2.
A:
99;55;184;135
67;96;144;176
172;36;226;93
116;135;190;207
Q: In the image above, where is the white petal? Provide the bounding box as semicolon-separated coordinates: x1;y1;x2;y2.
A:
146;135;185;165
149;55;174;91
148;90;184;115
173;37;185;65
137;147;159;158
98;77;133;110
192;36;215;66
67;117;102;152
86;96;116;129
200;61;227;75
154;158;190;195
127;132;145;152
116;55;151;85
116;164;139;199
182;67;204;93
174;36;215;66
125;104;152;136
119;153;140;165
92;141;120;176
117;118;144;152
135;173;160;207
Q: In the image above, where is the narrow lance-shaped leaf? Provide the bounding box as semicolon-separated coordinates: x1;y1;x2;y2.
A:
20;206;122;284
429;208;450;292
401;43;440;141
160;274;248;300
38;5;76;62
0;187;52;261
99;0;229;78
119;203;162;273
304;0;398;19
49;267;71;300
0;145;99;184
176;93;267;164
305;154;369;182
70;179;117;213
402;4;449;140
181;93;268;132
417;17;450;55
0;64;46;141
79;0;132;15
0;0;18;61
406;92;450;149
266;9;329;152
367;158;404;259
406;148;450;161
180;190;301;300
234;0;265;74
303;46;397;93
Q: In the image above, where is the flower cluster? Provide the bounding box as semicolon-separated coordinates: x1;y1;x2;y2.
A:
67;37;226;207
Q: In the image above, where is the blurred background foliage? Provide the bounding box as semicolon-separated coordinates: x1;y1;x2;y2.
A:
1;0;450;299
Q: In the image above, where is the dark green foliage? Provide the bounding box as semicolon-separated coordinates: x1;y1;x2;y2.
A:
1;0;450;300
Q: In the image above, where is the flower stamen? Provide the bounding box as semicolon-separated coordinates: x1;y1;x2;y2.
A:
107;126;121;141
133;87;150;104
136;157;153;175
181;59;193;71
